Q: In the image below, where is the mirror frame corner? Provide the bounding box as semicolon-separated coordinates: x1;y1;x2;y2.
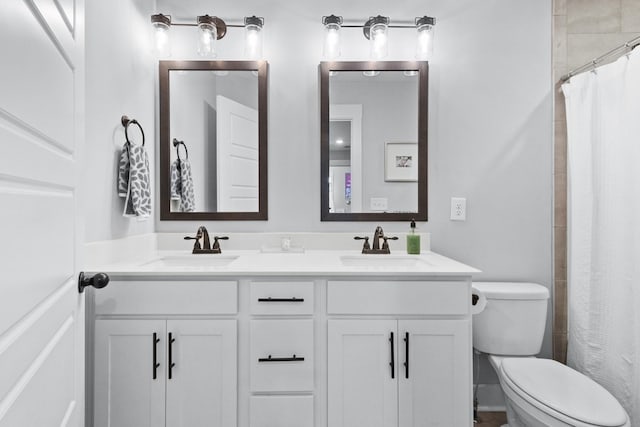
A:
320;61;428;222
159;60;269;221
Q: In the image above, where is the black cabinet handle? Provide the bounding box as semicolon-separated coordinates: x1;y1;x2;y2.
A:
258;354;305;362
257;297;304;302
78;272;110;293
389;332;395;379
404;332;410;379
152;333;160;380
168;332;176;379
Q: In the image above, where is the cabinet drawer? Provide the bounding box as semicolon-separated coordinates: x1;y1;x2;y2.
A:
250;282;314;315
250;396;314;427
250;319;314;392
94;281;237;315
327;280;469;315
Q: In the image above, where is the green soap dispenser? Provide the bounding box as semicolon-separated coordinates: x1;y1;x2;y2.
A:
406;219;421;254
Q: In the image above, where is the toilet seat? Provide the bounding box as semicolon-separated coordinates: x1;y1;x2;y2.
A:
500;358;628;427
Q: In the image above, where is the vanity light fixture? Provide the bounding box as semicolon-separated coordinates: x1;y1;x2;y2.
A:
196;15;224;57
364;15;390;59
415;16;435;60
151;14;172;57
244;16;264;59
321;14;436;61
322;15;343;59
150;13;264;59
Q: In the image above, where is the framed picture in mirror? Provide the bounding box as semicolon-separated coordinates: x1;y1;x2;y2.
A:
385;142;418;182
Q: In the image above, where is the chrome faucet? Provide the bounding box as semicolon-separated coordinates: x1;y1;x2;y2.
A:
354;226;398;254
184;226;228;254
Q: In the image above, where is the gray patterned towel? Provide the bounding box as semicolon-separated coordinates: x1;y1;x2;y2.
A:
170;158;195;212
117;143;130;197
118;142;151;218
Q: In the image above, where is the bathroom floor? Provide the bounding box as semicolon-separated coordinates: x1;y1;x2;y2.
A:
476;412;507;426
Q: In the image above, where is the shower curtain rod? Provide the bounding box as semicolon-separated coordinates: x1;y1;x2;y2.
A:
560;34;640;83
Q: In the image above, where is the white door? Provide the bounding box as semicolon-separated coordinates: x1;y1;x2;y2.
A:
166;319;237;427
328;319;398;427
94;320;166;427
216;95;259;212
0;1;85;426
398;320;472;427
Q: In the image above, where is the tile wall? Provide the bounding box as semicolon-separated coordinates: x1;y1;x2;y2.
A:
553;0;640;362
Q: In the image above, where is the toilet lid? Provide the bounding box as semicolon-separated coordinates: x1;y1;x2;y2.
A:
501;358;628;427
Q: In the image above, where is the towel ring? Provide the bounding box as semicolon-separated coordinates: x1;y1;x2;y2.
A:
121;115;145;147
173;138;189;160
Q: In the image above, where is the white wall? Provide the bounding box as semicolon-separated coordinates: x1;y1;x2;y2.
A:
151;0;553;380
84;0;156;242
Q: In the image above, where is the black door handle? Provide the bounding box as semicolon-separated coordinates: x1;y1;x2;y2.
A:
152;333;160;380
78;272;110;293
404;332;409;379
389;332;395;379
168;333;176;379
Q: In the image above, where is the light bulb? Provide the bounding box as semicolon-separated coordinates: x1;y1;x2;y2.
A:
365;16;389;60
415;16;435;60
151;14;171;57
322;15;344;60
197;16;217;57
244;16;264;59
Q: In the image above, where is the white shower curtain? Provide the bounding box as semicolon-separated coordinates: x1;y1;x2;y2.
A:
563;48;640;425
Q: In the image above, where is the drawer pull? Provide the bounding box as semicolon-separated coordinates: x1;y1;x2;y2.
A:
258;354;305;362
257;297;304;302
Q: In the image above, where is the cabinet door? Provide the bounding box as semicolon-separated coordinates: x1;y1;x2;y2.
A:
94;319;166;427
165;319;237;427
328;319;398;427
398;320;472;427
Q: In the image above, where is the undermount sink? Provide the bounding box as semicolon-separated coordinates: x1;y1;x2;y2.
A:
142;255;239;268
339;255;428;268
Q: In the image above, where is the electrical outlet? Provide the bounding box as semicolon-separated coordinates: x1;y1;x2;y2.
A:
370;197;388;211
450;197;466;221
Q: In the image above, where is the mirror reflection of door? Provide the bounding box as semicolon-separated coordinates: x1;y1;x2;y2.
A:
329;105;362;213
329;121;352;213
216;95;259;212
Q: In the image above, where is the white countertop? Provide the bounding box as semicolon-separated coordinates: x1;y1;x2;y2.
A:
86;249;480;278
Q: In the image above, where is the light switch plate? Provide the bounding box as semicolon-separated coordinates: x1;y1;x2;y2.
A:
450;197;466;221
370;197;388;211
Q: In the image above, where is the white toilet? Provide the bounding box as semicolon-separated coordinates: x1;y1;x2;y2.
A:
472;282;630;427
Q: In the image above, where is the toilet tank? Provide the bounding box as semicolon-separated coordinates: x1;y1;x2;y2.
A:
472;282;549;356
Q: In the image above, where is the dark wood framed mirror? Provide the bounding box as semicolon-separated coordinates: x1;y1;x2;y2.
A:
159;60;268;220
320;61;428;221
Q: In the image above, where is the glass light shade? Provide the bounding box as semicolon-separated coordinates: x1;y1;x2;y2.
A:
197;23;217;57
369;22;388;60
416;23;434;60
152;22;171;57
323;23;341;59
244;23;263;59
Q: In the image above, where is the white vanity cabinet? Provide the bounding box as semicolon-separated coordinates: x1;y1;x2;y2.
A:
327;280;472;427
89;272;473;427
92;280;238;427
